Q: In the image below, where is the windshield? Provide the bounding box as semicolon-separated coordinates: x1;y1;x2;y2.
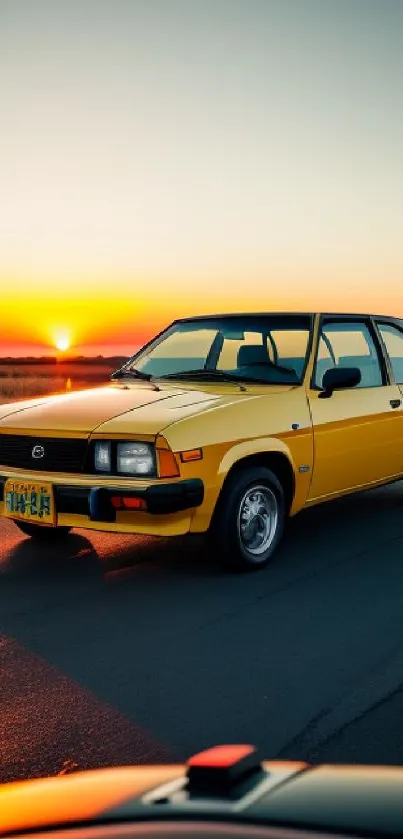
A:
121;315;312;385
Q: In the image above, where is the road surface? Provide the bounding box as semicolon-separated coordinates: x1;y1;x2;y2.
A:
2;483;403;783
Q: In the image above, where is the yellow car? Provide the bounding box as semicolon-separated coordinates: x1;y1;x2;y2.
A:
1;312;403;571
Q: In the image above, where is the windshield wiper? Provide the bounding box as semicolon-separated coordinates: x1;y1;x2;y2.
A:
159;367;299;386
111;368;153;381
110;367;161;391
157;369;249;388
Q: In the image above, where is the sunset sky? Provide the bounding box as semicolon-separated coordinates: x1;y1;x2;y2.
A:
1;0;402;356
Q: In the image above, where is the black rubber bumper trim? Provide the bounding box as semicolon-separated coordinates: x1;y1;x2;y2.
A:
55;486;91;516
146;478;204;514
0;477;204;522
88;478;204;522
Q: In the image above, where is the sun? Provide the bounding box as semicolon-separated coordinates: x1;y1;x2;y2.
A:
54;332;71;352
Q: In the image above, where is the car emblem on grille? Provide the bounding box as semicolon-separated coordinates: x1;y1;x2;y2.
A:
32;445;45;459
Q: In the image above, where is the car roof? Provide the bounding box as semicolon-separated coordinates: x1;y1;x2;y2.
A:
176;312;400;322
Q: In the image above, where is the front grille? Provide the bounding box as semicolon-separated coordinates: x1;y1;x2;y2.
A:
0;434;89;473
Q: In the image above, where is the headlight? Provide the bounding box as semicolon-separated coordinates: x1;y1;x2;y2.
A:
95;441;111;472
117;442;155;475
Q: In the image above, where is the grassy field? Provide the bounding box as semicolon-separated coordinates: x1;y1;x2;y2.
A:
0;362;124;404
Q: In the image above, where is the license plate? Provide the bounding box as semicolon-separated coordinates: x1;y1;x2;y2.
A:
3;480;56;525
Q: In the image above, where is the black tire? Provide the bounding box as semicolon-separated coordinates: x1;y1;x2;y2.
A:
209;467;286;572
13;520;72;540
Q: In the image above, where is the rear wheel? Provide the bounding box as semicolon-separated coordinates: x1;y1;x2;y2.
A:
13;520;72;540
209;467;286;572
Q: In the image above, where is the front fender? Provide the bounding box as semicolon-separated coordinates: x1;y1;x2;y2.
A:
216;430;312;518
218;437;295;477
189;431;312;533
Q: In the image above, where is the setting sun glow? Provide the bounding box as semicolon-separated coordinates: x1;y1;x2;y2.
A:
54;333;71;352
1;2;402;359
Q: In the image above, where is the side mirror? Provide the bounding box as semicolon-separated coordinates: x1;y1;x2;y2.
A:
319;366;361;398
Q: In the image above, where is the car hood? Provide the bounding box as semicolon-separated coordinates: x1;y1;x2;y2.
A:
0;382;294;437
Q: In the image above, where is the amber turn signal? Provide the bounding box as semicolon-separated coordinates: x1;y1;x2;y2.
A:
156;447;180;478
180;448;203;463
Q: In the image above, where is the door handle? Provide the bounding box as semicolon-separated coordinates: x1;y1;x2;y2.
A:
390;398;401;409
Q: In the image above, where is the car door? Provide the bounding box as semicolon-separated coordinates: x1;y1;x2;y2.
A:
307;317;403;501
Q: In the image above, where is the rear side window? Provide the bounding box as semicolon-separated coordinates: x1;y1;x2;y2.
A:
314;321;383;389
377;322;403;384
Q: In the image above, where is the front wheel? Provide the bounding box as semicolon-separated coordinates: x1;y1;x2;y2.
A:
13;520;72;540
209;467;286;572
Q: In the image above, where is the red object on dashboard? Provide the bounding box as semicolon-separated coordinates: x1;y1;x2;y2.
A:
186;745;262;791
187;745;255;768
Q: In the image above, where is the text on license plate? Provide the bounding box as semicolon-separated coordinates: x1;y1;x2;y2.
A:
3;480;56;525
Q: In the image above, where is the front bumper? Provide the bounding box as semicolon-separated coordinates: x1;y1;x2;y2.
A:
0;476;204;525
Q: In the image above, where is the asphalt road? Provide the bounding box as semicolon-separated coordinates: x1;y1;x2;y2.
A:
2;483;403;783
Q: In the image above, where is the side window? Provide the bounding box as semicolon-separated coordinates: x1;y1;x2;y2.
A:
377;323;403;384
314;321;383;389
314;334;338;387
